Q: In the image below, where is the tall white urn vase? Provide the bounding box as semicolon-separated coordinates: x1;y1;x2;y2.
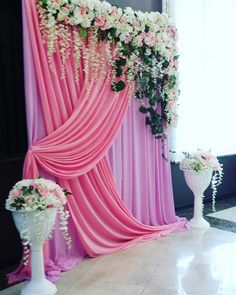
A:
183;169;212;229
12;208;57;295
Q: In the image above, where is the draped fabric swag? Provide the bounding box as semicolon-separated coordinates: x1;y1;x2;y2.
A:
9;0;187;283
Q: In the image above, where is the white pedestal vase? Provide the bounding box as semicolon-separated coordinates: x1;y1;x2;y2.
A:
12;208;58;295
183;169;212;229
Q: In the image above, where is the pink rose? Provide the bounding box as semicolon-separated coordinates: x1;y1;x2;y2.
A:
169;58;174;69
33;184;41;191
201;152;213;161
132;21;140;30
53;188;64;202
110;6;118;15
167;26;177;39
145;32;156;46
172;114;178;123
38;187;50;196
11;189;21;198
25;195;33;204
65;4;72;10
140;32;146;40
79;7;88;15
167;100;174;108
64;16;69;24
168;58;175;75
174;60;179;68
119;16;126;24
137;39;143;47
94;17;107;30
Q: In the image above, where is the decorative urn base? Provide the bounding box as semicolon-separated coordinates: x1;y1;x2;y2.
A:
12;208;58;295
183;169;212;229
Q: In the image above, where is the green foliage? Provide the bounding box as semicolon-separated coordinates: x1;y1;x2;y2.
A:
115;67;123;77
168;75;176;89
97;30;105;42
115;57;126;67
192;162;203;172
21;185;34;195
145;25;150;32
149;98;156;106
111;80;126;92
143;56;152;66
163;60;169;68
63;189;72;196
79;27;87;40
107;27;117;40
135;91;143;99
139;106;148;113
121;44;130;56
10;197;25;210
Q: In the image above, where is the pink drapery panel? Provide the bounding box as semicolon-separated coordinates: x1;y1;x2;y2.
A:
10;0;187;283
108;99;177;225
8;1;87;283
23;15;130;179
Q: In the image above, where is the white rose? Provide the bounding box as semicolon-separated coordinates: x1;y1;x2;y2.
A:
119;32;130;42
101;1;111;12
78;0;88;6
81;18;91;28
47;14;57;28
16;179;32;187
57;12;66;22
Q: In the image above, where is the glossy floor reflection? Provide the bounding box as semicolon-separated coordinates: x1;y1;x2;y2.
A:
208;206;236;223
1;226;236;295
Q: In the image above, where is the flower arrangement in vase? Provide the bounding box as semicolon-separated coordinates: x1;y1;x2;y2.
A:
180;150;223;229
5;178;72;295
180;150;223;211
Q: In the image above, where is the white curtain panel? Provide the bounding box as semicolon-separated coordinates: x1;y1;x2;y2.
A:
164;0;236;158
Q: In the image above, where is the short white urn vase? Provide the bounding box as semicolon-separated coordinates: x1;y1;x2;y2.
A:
12;208;58;295
183;169;212;229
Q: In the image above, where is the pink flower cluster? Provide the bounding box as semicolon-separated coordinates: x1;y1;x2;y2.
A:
180;150;222;172
6;178;72;262
6;178;67;211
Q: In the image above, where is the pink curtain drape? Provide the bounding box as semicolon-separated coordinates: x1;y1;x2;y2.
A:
108;99;177;226
9;0;187;283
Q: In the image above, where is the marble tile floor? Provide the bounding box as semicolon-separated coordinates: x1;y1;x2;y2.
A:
177;196;236;234
2;226;236;294
2;196;236;295
208;206;236;223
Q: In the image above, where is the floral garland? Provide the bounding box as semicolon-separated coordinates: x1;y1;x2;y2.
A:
37;0;179;139
180;150;223;212
5;178;72;265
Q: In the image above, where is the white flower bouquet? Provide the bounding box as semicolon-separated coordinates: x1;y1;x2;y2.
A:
6;178;72;264
180;150;223;211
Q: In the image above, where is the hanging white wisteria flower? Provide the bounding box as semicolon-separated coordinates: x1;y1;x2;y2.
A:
180;150;223;212
37;0;180;140
5;178;72;264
